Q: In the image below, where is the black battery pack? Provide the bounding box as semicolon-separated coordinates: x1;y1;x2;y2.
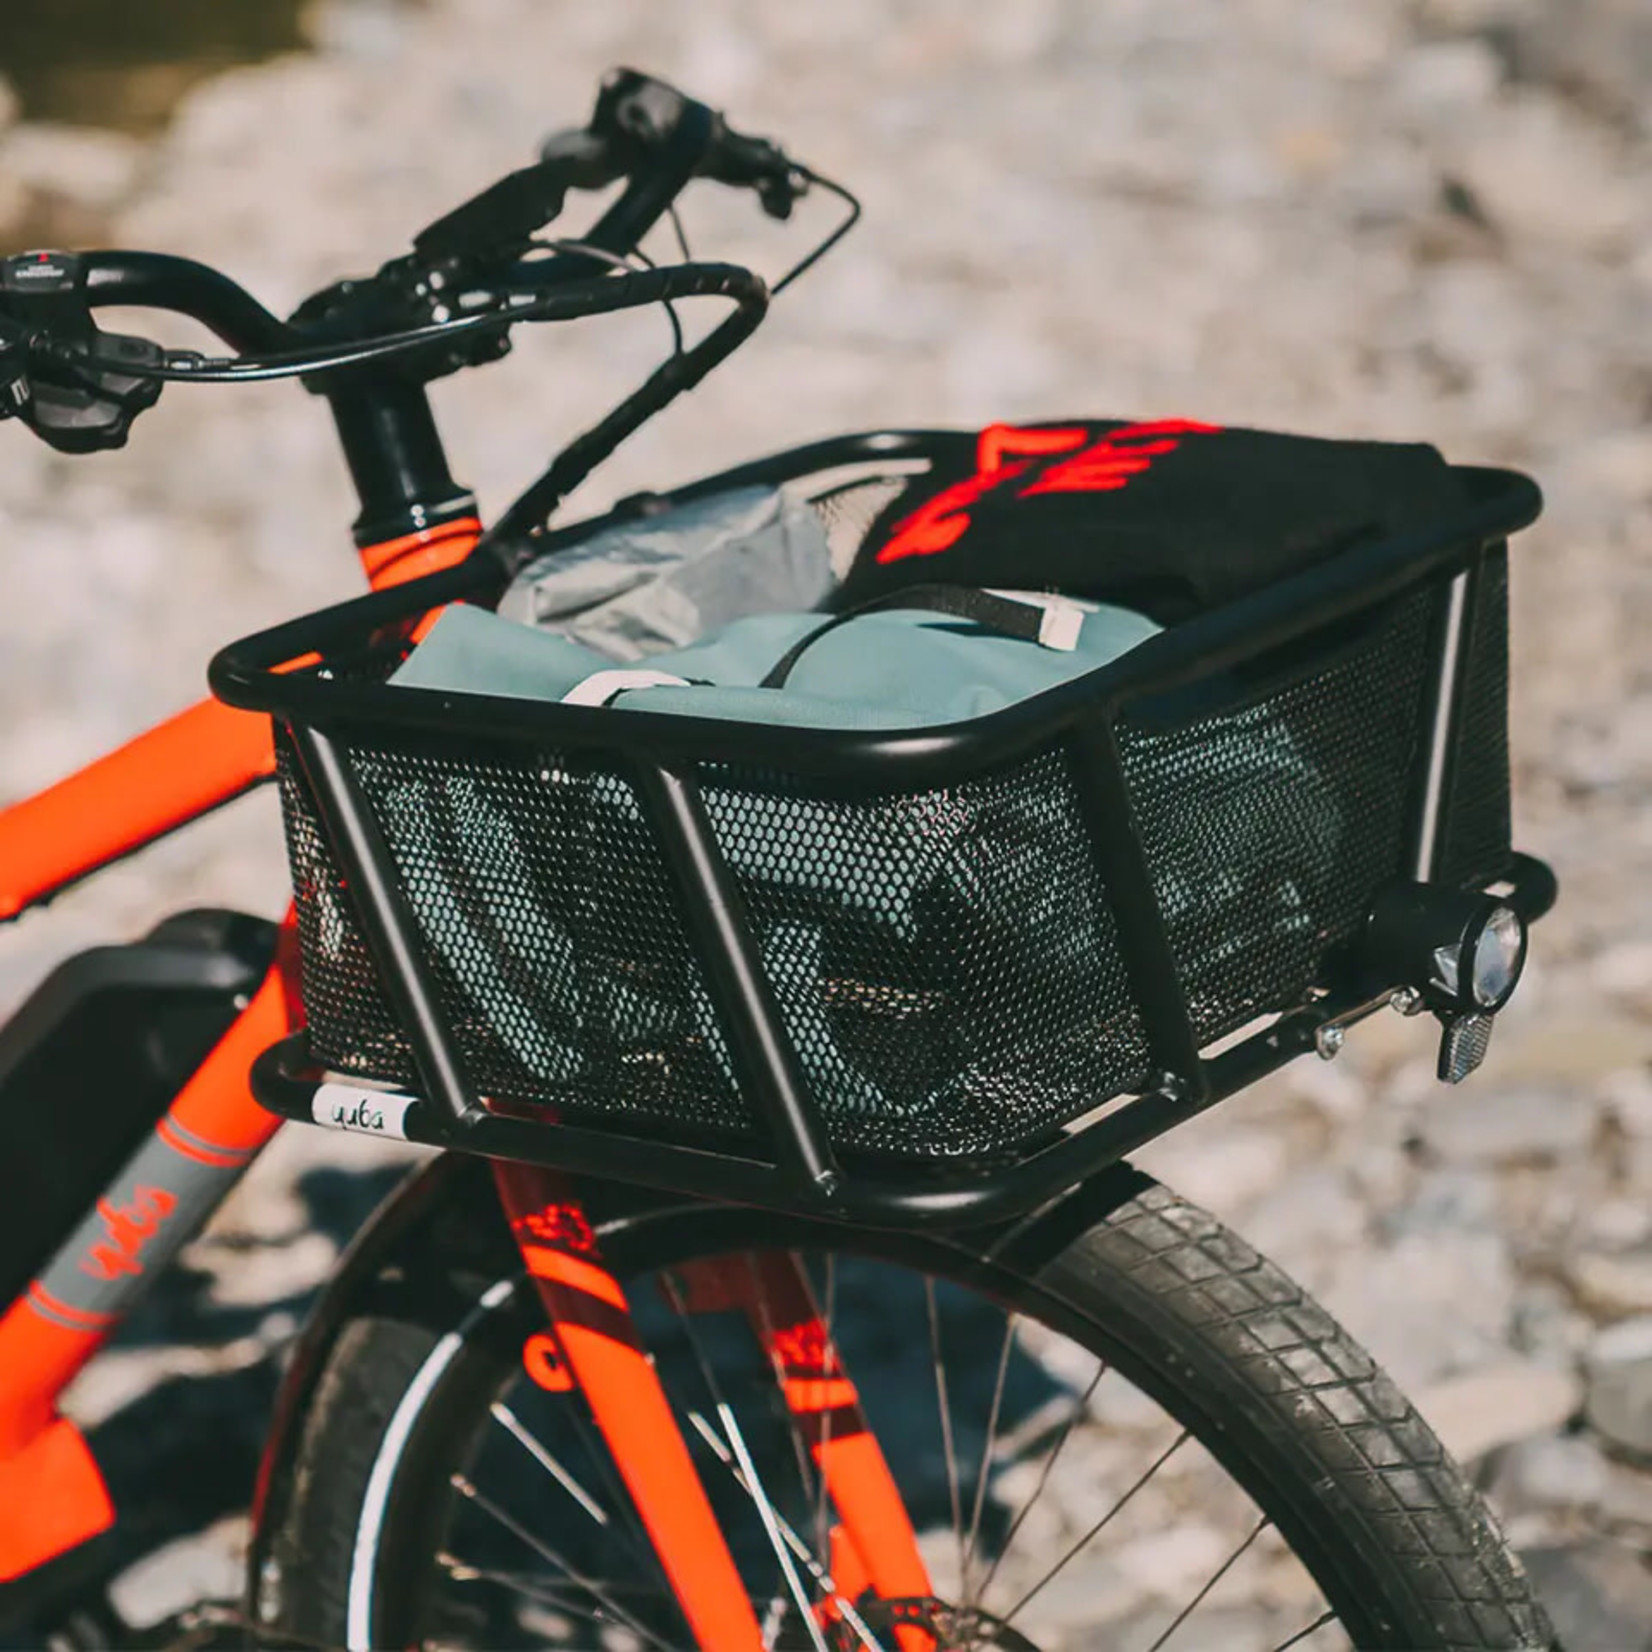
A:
0;908;277;1310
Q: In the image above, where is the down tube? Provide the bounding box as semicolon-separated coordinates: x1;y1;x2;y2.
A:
0;696;276;923
0;960;293;1581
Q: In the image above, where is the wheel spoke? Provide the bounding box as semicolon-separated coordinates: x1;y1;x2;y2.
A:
744;1251;822;1518
563;1389;658;1559
1143;1514;1270;1652
716;1401;834;1651
685;1409;890;1652
925;1277;966;1590
972;1358;1106;1606
449;1472;682;1652
439;1553;634;1616
814;1252;838;1571
658;1271;738;1421
1001;1428;1191;1628
1273;1607;1340;1650
961;1313;1016;1608
659;1271;844;1643
490;1401;611;1530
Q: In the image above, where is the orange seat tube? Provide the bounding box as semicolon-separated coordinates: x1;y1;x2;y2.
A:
492;1162;765;1651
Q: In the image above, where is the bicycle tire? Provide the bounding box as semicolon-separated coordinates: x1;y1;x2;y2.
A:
255;1172;1554;1651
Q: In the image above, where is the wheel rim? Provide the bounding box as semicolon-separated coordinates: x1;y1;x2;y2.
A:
387;1246;1353;1652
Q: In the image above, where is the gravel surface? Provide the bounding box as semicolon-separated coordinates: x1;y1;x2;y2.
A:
2;0;1651;1643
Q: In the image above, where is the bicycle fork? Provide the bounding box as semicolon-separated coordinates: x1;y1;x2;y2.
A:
493;1162;934;1650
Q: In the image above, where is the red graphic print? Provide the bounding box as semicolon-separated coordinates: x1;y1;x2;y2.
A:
875;417;1221;565
510;1200;598;1255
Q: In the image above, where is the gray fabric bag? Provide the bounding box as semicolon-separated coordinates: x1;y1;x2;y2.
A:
498;484;836;661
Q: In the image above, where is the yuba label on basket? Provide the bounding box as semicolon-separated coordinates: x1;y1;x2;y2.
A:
313;1084;415;1140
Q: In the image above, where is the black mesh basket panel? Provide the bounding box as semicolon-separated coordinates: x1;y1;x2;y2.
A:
1435;548;1513;887
270;470;1519;1169
282;731;1153;1159
1116;589;1436;1046
352;736;749;1134
700;751;1151;1158
277;734;412;1083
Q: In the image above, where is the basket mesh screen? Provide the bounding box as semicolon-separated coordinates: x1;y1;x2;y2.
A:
278;735;410;1081
278;547;1510;1164
700;752;1151;1158
1117;589;1435;1046
288;734;750;1134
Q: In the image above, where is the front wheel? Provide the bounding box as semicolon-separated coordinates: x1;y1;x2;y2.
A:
257;1172;1553;1651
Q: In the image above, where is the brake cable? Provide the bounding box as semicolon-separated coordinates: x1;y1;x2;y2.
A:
772;168;862;296
527;237;686;356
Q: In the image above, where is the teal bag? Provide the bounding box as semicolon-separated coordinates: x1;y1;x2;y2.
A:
392;590;1162;727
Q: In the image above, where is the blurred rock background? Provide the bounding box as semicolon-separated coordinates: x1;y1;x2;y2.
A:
0;0;1649;1643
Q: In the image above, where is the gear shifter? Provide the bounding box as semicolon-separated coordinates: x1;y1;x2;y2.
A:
0;251;163;453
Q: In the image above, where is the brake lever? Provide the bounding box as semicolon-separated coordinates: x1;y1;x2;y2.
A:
588;67;695;159
26;333;165;452
0;252;163;452
702;119;810;221
589;69;807;220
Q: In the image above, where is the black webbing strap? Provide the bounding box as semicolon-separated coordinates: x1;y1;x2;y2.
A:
759;584;1047;689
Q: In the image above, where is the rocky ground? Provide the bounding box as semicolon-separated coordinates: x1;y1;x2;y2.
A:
2;0;1652;1644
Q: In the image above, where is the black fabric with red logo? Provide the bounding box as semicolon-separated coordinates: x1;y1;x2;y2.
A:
833;420;1472;624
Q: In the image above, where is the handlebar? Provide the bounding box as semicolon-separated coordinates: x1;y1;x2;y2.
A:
82;251;292;353
0;66;848;544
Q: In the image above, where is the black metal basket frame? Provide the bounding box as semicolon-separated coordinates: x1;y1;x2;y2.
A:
212;431;1546;1227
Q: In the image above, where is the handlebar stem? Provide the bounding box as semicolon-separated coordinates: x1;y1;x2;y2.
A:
327;379;476;549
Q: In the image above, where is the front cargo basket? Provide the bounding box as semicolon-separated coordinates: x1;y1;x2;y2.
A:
212;431;1544;1225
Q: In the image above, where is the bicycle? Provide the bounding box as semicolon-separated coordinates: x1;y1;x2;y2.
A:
0;68;1559;1652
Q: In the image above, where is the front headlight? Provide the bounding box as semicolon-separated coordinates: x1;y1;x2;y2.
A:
1470;904;1526;1009
1365;882;1529;1082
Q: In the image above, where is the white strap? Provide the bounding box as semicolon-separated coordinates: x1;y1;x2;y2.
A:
561;668;693;707
981;589;1096;652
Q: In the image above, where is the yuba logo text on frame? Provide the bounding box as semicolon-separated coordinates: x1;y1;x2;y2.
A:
78;1185;178;1281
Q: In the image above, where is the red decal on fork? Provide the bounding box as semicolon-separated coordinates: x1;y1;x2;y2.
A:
493;1162;766;1651
674;1253;937;1650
